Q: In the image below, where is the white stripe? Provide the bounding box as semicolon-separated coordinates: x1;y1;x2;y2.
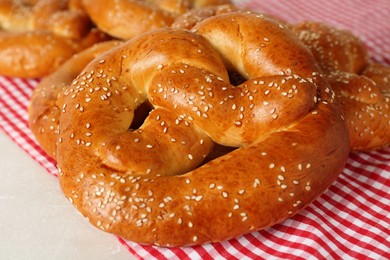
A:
313;200;384;259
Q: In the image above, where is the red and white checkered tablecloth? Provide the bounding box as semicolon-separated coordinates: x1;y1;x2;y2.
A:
1;0;389;259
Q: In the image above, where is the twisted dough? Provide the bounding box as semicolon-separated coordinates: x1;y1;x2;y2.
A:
56;13;349;246
81;0;231;39
28;41;122;158
293;22;390;151
0;0;108;78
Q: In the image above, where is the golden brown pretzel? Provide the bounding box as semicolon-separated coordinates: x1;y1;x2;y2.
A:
81;0;231;39
293;22;390;151
172;4;240;29
172;4;289;30
28;41;122;158
57;13;349;246
293;22;369;75
0;0;108;78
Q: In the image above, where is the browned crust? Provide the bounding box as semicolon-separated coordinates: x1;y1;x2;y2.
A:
293;22;390;151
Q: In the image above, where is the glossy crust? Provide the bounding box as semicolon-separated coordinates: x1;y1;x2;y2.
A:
293;22;390;151
81;0;231;39
172;4;289;30
0;0;108;78
28;41;122;158
56;13;349;246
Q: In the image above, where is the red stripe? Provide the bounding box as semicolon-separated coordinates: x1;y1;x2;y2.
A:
245;231;308;259
349;153;390;172
343;165;390;201
304;207;373;259
165;246;192;260
319;191;390;249
332;177;390;224
138;245;168;260
210;241;237;259
4;77;32;101
279;215;343;258
21;77;38;91
116;237;143;260
362;151;390;162
227;237;267;259
277;216;342;259
316;193;389;248
2;86;29;120
259;229;316;259
190;245;214;259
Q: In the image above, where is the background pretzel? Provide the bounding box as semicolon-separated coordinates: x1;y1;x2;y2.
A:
0;0;108;78
56;13;349;246
81;0;231;39
172;4;289;30
293;22;390;151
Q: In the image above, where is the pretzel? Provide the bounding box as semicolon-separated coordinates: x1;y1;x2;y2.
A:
172;4;240;29
28;41;121;158
81;0;231;39
293;22;390;151
0;0;108;78
172;4;289;30
56;13;349;246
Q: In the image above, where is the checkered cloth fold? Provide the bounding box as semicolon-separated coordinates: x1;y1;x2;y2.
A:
1;0;389;259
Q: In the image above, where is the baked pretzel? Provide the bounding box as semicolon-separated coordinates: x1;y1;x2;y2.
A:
0;0;108;78
293;22;390;151
81;0;231;39
56;13;349;246
172;4;289;30
172;4;240;29
28;41;121;158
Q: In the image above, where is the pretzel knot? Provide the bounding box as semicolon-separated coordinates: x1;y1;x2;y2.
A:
57;13;350;246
